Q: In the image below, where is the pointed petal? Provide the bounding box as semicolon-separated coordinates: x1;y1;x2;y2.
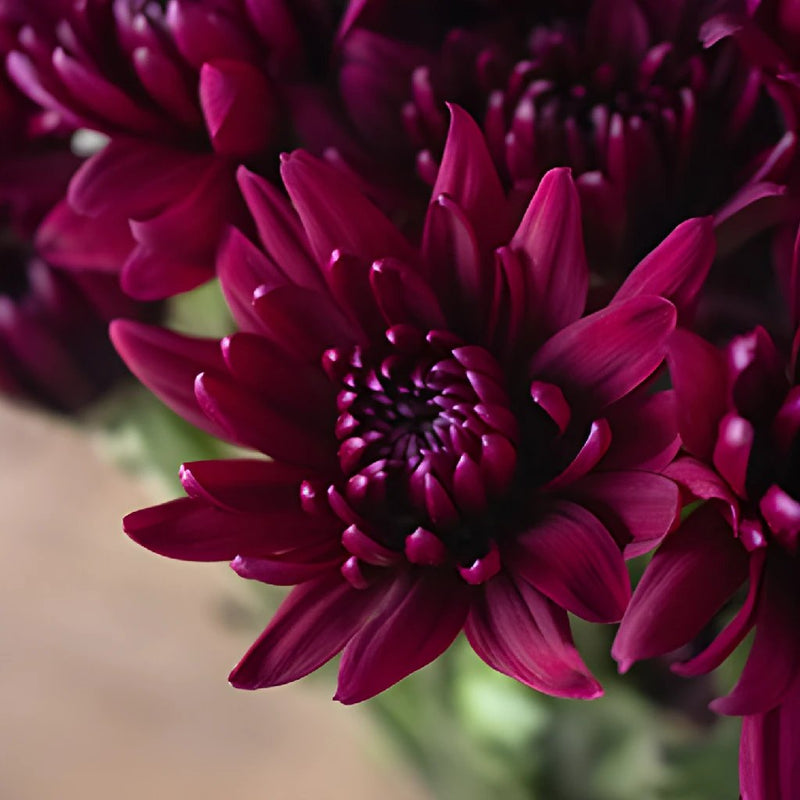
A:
425;104;510;255
614;218;716;320
740;672;800;800
236;166;321;289
252;283;362;362
514;501;630;622
221;333;334;426
217;226;286;332
511;167;588;339
529;296;676;412
123;496;336;561
465;572;602;698
110;319;229;441
673;549;765;677
280;150;416;266
613;504;748;671
199;59;278;158
601;389;680;471
334;571;471;703
229;572;383;689
178;458;308;513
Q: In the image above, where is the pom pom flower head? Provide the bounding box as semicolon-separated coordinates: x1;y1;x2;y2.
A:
114;106;714;703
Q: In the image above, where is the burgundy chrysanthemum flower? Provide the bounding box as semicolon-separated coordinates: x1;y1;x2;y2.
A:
112;107;715;703
334;0;780;277
613;317;800;800
5;0;341;299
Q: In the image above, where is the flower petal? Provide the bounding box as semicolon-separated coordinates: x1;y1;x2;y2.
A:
712;555;800;716
110;319;229;442
740;672;800;800
425;104;510;256
614;217;716;320
236;166;321;289
666;329;728;461
513;501;630;623
280;150;416;267
229;572;384;689
194;371;337;469
529;296;676;412
178;458;308;514
123;496;336;561
568;470;681;557
465;573;602;698
511;167;588;340
613;504;748;671
334;570;472;703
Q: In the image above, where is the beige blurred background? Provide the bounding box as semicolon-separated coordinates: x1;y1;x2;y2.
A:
0;400;427;800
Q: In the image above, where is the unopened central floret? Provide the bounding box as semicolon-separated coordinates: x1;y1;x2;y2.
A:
322;324;520;574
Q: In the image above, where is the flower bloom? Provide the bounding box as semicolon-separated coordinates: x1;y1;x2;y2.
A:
335;0;779;275
5;0;339;299
113;107;715;703
613;318;800;800
0;19;153;413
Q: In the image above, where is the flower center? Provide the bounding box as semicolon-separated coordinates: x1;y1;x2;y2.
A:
323;324;519;574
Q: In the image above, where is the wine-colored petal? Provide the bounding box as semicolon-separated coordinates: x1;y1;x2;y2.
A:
511;167;588;339
667;329;728;461
334;571;471;703
514;501;630;623
424;104;510;257
712;555;800;716
178;458;309;514
740;672;800;800
123;496;336;561
530;296;676;412
614;217;715;320
194;371;336;469
229;572;385;689
613;504;748;671
280;150;416;267
465;572;602;698
110;319;230;442
568;470;681;557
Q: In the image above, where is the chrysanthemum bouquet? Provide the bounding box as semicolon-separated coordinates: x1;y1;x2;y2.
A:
3;1;800;797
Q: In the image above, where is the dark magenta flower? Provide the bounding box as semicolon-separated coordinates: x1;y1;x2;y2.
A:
613;317;800;800
0;16;152;414
335;0;781;276
113;107;712;703
5;0;340;299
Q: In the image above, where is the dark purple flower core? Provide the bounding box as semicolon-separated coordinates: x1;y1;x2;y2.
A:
322;324;523;580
